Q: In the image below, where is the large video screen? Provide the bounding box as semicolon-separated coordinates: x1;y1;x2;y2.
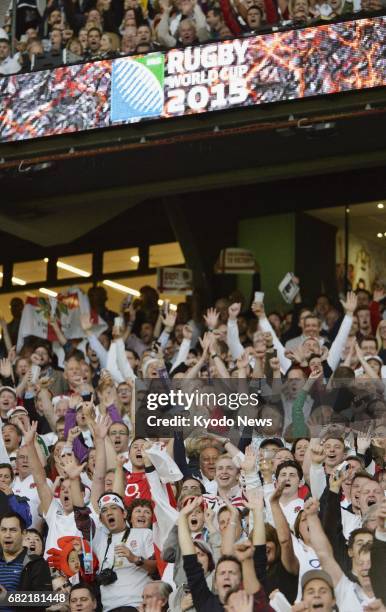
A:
0;16;385;143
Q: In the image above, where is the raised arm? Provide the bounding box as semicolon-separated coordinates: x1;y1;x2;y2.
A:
19;421;53;515
245;487;265;546
37;378;57;431
209;333;231;379
227;303;244;359
270;483;299;575
369;500;386;604
80;314;108;368
158;308;177;349
0;357;14;386
304;497;343;587
181;498;214;610
89;415;110;512
309;440;327;499
292;371;319;438
269;355;283;399
253;302;292;374
112;454;126;498
322;469;349;572
354;341;379;379
49;316;67;347
193;2;210;41
115;337;136;381
106;341;125;384
170;325;192;373
178;496;201;556
156;3;177;48
152;308;163;340
0;428;10;464
62;454;86;508
0;317;12;354
234;541;262;596
221;502;241;555
185;333;210;379
327;292;357;372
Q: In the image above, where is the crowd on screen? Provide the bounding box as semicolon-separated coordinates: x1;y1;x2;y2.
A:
0;0;386;75
0;279;383;611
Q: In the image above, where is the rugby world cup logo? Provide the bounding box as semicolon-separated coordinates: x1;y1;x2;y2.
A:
111;53;164;122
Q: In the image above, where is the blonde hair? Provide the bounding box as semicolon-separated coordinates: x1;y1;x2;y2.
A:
103;31;120;50
215;452;237;465
97;379;114;395
185;436;223;457
376;320;386;350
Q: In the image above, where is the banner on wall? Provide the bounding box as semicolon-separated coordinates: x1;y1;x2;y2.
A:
214;248;256;274
157;267;193;294
1;17;386;142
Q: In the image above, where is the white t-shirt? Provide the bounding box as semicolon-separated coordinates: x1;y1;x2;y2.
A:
203;485;245;515
280;498;304;531
12;474;54;530
200;475;218;495
40;432;58;448
335;574;375;612
43;498;84;557
93;526;154;611
263;485;304;531
81;429;94;448
355;365;386;379
342;507;362;541
292;536;321;601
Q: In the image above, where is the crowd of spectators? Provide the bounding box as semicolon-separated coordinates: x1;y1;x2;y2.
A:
0;0;386;76
0;279;384;611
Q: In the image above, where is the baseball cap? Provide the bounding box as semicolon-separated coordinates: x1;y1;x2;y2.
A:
301;570;334;593
259;438;284;449
7;406;28;419
193;539;213;556
98;493;125;513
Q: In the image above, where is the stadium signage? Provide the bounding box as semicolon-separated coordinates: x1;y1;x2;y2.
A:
166;40;249;74
1;17;385;142
164;40;250;114
157;267;193;294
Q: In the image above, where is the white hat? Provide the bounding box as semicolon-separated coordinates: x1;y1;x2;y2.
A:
142;357;159;377
0;28;9;43
98;493;125;513
0;386;16;397
7;406;28;419
364;355;383;366
52;395;70;406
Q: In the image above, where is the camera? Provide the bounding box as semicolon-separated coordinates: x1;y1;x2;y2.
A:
95;568;118;586
335;460;349;476
81;392;92;402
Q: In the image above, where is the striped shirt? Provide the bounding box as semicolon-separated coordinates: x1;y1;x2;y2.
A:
0;550;24;612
